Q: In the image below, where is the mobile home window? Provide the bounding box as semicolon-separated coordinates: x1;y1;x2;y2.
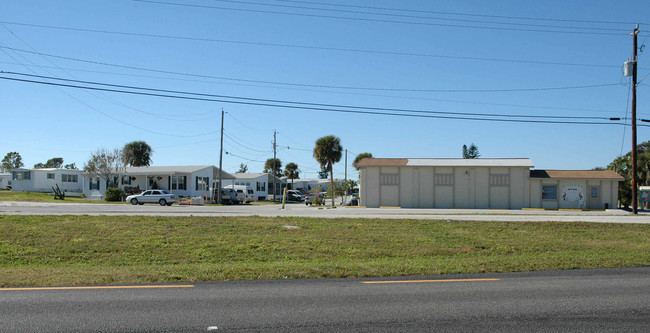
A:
256;182;265;191
170;176;187;190
542;186;557;200
90;178;100;190
47;173;55;179
62;174;78;183
122;175;131;185
196;176;209;191
590;187;598;198
12;171;30;180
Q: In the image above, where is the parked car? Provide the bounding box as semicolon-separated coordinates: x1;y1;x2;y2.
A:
224;185;255;203
126;190;179;206
286;190;305;201
285;191;303;202
220;187;245;204
305;192;326;205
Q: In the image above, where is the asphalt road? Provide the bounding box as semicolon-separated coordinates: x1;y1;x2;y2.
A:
1;267;648;332
2;201;650;223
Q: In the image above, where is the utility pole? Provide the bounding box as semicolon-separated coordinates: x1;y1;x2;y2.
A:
272;130;277;203
344;149;348;202
631;25;640;214
218;109;224;203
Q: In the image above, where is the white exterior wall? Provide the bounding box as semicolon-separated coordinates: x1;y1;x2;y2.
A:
225;174;268;200
0;173;11;190
81;167;220;198
11;169;83;193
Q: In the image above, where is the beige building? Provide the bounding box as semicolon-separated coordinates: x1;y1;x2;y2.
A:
529;170;622;209
358;158;622;209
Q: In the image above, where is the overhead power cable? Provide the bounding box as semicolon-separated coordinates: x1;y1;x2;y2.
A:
135;0;629;36
1;71;622;96
271;0;646;26
0;70;624;121
0;45;623;83
0;71;637;127
211;0;630;32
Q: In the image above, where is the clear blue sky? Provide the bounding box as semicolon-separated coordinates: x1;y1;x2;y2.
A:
2;0;649;179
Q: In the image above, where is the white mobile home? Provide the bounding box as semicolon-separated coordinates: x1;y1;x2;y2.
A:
0;173;11;190
82;165;235;199
224;173;286;201
10;168;84;194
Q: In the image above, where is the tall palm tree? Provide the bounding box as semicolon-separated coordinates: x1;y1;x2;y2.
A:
284;162;300;188
313;135;343;207
122;141;153;167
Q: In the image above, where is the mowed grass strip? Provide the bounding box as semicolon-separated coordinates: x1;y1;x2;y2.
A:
0;215;648;287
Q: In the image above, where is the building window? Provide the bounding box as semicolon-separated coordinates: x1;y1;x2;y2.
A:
12;171;30;180
489;174;509;186
196;176;209;191
62;174;78;183
171;176;187;190
47;173;55;180
256;182;265;192
434;174;453;186
122;175;131;185
90;178;100;190
591;187;598;198
380;174;399;185
542;185;557;200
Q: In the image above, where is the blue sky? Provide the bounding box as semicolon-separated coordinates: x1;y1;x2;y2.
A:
1;0;649;179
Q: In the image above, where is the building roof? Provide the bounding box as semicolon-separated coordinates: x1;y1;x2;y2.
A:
530;170;623;180
356;158;534;168
124;165;235;179
233;173;268;179
10;168;83;173
232;173;286;183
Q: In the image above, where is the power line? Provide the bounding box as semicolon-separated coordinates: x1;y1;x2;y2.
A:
0;71;623;120
2;71;623;96
271;0;647;26
0;71;638;127
212;0;630;33
223;131;272;153
0;45;625;92
135;0;630;36
1;58;635;116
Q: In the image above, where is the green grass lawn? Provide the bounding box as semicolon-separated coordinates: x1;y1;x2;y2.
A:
0;190;108;203
0;215;648;287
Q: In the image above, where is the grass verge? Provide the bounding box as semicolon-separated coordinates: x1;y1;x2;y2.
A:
0;190;108;204
0;215;648;287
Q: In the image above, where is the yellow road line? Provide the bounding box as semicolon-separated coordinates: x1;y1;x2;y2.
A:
0;285;195;291
362;278;500;284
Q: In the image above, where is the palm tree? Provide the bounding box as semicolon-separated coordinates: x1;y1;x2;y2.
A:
122;141;153;167
263;158;282;177
284;162;300;188
352;152;373;170
313;135;343;207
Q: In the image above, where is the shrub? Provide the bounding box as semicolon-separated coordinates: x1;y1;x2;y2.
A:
104;188;125;202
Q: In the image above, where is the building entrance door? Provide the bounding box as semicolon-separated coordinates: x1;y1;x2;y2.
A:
587;185;600;209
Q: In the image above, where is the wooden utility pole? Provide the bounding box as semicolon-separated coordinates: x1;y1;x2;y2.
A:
218;109;224;203
272;130;277;203
631;25;640;214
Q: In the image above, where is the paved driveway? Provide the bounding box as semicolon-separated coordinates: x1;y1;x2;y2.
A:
1;201;650;223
